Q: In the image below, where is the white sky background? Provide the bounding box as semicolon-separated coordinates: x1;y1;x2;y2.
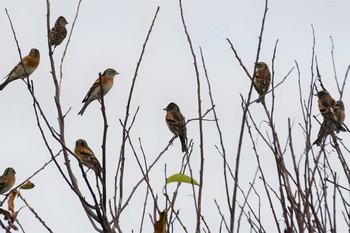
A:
0;0;349;232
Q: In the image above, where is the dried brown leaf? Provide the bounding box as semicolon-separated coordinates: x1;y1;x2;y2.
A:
8;189;17;212
154;209;166;233
0;209;11;220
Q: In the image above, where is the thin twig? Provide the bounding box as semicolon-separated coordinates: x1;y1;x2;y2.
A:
200;47;232;224
178;1;204;231
229;1;269;231
59;0;82;89
115;7;160;226
18;195;53;233
98;71;108;214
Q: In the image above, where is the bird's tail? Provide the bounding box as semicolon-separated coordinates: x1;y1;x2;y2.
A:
0;79;10;91
313;136;323;147
94;165;103;183
257;95;265;104
78;102;89;115
179;135;188;153
337;123;347;132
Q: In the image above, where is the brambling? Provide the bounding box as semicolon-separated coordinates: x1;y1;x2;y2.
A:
74;139;102;178
333;100;346;132
78;68;119;115
314;91;346;146
0;167;16;194
253;62;271;104
316;90;336;122
164;102;188;153
0;48;40;91
313;120;338;146
49;16;68;50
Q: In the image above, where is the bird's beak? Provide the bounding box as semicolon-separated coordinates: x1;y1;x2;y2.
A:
163;108;167;111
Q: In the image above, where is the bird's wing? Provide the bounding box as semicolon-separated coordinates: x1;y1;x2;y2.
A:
82;79;100;103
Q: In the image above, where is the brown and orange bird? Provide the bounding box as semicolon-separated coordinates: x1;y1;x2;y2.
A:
316;90;336;121
74;139;102;179
49;16;68;50
0;167;16;194
314;91;346;146
333;100;346;132
316;90;346;132
253;62;271;104
164;102;187;153
313;120;338;146
0;48;40;90
78;68;119;115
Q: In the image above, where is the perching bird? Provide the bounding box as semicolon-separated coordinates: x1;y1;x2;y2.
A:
0;167;16;194
78;68;119;115
253;62;271;104
0;48;40;90
49;16;68;50
164;102;188;153
74;139;102;178
316;90;336;122
313;119;338;146
313;91;346;146
333;100;346;132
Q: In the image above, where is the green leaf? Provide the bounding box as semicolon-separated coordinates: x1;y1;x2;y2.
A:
166;173;198;185
20;181;35;190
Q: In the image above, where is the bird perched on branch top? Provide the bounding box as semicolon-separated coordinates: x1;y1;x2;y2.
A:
316;90;346;132
313;119;338;146
313;90;346;146
78;68;119;115
49;16;68;50
253;62;271;104
164;102;188;153
333;100;346;132
0;48;40;91
0;167;16;194
74;139;102;179
316;90;336;121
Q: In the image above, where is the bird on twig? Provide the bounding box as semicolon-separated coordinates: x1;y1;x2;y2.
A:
78;68;119;115
164;102;188;153
74;139;102;179
0;167;16;194
313;90;346;146
49;16;68;51
0;48;40;90
253;61;271;104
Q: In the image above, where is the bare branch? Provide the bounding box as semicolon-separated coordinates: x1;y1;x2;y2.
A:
115;7;160;226
178;1;205;231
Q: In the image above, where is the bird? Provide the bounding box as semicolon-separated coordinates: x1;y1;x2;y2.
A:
253;61;271;104
316;90;336;122
78;68;119;115
313;91;346;146
0;167;16;194
74;139;102;179
0;48;40;90
164;102;188;153
49;16;68;50
313;119;338;146
333;100;346;132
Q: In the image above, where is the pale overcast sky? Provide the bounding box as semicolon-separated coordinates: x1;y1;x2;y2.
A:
0;0;349;232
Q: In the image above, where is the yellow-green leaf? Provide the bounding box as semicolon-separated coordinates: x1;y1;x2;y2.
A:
166;173;198;185
20;181;35;190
